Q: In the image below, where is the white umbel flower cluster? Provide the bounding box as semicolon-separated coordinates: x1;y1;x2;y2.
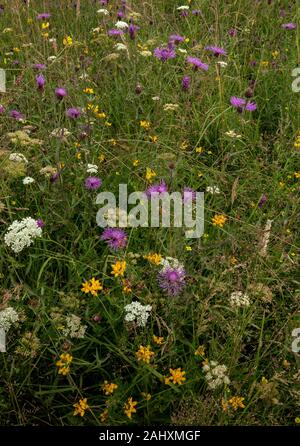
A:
4;217;42;253
0;307;19;331
115;20;129;29
9;152;28;163
206;185;220;194
229;291;250;308
124;301;152;327
202;361;230;389
86;163;98;174
160;256;184;271
22;176;35;185
62;314;87;339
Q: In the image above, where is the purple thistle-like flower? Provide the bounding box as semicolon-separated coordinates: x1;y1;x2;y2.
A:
37;13;51;20
55;87;67;99
169;34;185;45
129;23;139;39
108;28;124;36
36;74;45;90
205;45;227;57
182;75;191;91
153;47;176;62
183;187;196;203
158;267;186;296
192;9;202;15
258;194;267;209
281;23;296;30
245;101;257;111
146;181;168;198
228;28;237;37
186;56;209;71
32;63;46;70
180;10;189;17
117;11;124;18
66;107;81;118
9;110;24;120
84;176;102;190
101;227;128;250
36;219;45;228
230;96;257;112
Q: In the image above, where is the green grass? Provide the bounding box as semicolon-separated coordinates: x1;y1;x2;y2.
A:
0;0;299;426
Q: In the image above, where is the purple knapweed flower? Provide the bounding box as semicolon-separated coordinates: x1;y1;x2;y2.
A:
108;29;124;36
129;23;139;39
66;107;81;118
36;219;45;228
117;11;124;18
84;176;102;190
55;87;67;99
192;9;202;15
9;110;24;120
157;267;186;296
186;56;209;71
228;28;237;37
230;96;257;112
258;194;267;209
146;181;168;198
169;34;185;45
281;23;296;30
50;172;60;183
182;75;191;91
153;47;176;62
36;74;45;90
101;227;128;250
37;13;51;20
205;45;227;57
32;63;46;70
183;187;196;203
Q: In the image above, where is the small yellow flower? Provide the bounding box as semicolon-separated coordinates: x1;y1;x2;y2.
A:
81;278;103;296
153;335;164;345
282;359;290;369
132;159;140;167
295;417;300;424
144;253;162;265
185;245;192;251
145;167;156;182
149;135;158;143
140;120;151;131
41;22;49;29
294;172;300;179
180;141;188;151
111;260;126;277
122;280;132;294
141;392;152;401
136;345;155;364
101;381;118;396
194;345;205;357
63;35;73;46
165;368;186;385
228;396;245;411
100;408;108;423
124;397;137;419
212;214;227;227
83;87;94;94
75;152;81;160
272;50;279;59
56;353;73;375
73;398;89;417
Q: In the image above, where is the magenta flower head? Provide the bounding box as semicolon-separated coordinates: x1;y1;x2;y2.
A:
205;45;227;57
36;219;45;228
169;34;185;45
33;63;46;70
66;107;81;119
258;194;267;209
85;176;102;190
182;75;191;91
101;227;128;250
183;187;196;203
146;181;168;198
228;28;237;37
230;96;257;113
36;74;45;90
281;23;296;30
158;266;186;296
37;13;51;20
186;56;209;71
55;87;67;99
9;110;24;120
154;47;176;62
129;23;139;39
108;29;124;36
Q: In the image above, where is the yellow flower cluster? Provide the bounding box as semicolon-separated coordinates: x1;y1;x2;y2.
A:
73;398;89;417
136;345;155;363
165;368;186;385
124;397;137;419
293;131;300;149
101;381;118;396
87;103;106;119
222;396;245;412
81;277;103;296
145;167;157;182
153;335;164;345
63;35;73;46
111;260;126;277
139;120;151;131
56;353;73;375
144;253;162;265
212;214;227;227
194;345;205;357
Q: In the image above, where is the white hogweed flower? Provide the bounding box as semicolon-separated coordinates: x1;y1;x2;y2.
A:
9;152;28;163
202;360;230;389
0;307;19;331
124;301;152;327
229;291;250;308
4;217;42;253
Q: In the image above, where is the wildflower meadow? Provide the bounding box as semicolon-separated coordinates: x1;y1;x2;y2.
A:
0;0;299;429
